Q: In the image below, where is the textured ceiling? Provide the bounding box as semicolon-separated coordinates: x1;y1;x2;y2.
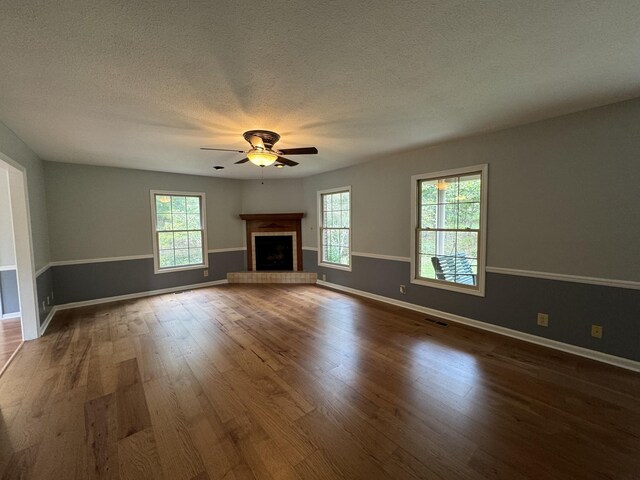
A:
1;1;639;180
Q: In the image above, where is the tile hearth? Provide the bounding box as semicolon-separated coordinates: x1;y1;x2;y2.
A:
227;271;317;284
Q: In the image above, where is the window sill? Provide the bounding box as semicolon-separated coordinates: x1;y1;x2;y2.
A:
154;263;208;274
318;262;352;272
410;277;485;297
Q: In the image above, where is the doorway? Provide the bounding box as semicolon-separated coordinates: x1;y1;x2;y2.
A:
0;157;39;374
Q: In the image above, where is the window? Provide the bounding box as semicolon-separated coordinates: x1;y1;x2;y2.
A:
411;164;487;296
150;191;208;273
318;186;351;270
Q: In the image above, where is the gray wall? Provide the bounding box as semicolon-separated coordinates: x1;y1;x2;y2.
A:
44;162;245;260
240;179;305;215
53;251;244;305
303;98;640;282
0;269;19;314
36;267;53;324
0;121;50;272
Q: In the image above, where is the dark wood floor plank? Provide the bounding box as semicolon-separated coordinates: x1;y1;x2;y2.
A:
115;359;152;440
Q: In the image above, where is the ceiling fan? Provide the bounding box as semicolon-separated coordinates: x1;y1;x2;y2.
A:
201;130;318;168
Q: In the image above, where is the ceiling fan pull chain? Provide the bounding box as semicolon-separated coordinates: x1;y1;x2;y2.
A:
261;166;264;184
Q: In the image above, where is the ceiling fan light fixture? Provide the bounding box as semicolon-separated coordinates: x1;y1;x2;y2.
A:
247;149;278;167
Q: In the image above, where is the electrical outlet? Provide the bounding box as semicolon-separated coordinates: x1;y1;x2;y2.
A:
591;325;603;339
322;274;326;281
46;295;50;305
400;285;407;294
203;269;208;277
537;313;549;327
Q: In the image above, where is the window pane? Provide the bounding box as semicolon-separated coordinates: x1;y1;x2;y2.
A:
188;231;202;248
340;211;349;228
458;174;481;202
419;254;436;279
419;230;436;255
158;232;174;250
174;231;189;249
332;193;340;211
330;229;339;246
421;205;437;229
341;192;349;211
187;214;201;230
174;249;190;265
458;202;480;230
443;231;457;255
323;245;332;263
325;194;333;211
421;180;438;205
159;250;175;268
339;247;349;265
339;229;349;248
186;196;200;213
172;196;187;213
189;248;203;264
156;196;172;213
442;177;459;203
443;203;459;229
157;214;173;231
172;214;187;230
457;231;478;260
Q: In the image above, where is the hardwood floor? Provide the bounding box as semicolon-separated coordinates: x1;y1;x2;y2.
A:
0;317;22;375
0;284;639;479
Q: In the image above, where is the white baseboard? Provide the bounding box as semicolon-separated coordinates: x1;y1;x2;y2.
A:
316;280;640;372
40;279;229;335
39;308;57;336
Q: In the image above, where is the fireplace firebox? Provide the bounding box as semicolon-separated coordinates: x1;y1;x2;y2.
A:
255;235;294;271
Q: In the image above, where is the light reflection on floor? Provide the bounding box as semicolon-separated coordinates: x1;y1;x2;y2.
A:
408;335;482;417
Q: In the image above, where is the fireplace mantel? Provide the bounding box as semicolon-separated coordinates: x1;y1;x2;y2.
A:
239;213;304;222
240;213;305;271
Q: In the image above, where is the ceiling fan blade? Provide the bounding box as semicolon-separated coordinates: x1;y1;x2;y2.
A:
276;156;299;167
235;158;250;164
200;147;245;152
278;147;318;155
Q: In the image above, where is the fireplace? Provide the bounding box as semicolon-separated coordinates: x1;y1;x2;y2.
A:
255;235;294;271
239;213;304;271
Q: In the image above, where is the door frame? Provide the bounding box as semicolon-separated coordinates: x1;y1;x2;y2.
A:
0;155;39;340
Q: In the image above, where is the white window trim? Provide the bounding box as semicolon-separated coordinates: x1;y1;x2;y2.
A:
410;164;488;297
150;190;209;274
317;185;352;272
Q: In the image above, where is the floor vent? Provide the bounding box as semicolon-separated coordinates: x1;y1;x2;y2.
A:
425;318;449;327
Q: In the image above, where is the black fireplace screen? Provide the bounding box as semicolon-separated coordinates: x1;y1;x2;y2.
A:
255;235;294;271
